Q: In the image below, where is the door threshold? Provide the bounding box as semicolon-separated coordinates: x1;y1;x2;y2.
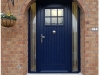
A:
27;73;83;75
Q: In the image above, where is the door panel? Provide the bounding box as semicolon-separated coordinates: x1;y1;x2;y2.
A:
42;26;67;71
36;3;72;73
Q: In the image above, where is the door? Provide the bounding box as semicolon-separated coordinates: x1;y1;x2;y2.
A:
36;2;72;73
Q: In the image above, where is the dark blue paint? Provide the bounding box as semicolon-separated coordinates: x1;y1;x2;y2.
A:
28;2;80;73
28;7;31;73
37;3;72;72
36;3;42;72
67;3;72;73
78;7;80;72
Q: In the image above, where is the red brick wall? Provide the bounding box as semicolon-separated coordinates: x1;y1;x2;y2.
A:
1;0;98;75
75;0;98;75
80;9;85;74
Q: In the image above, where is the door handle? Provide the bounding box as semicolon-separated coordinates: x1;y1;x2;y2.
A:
41;34;45;43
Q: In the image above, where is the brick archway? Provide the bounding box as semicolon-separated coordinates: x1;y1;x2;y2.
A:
20;0;88;14
19;0;86;75
18;0;97;75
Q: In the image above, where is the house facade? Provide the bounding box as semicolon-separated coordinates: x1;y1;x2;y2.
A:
1;0;98;75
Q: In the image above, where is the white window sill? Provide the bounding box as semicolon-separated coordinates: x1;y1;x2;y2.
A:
26;73;83;75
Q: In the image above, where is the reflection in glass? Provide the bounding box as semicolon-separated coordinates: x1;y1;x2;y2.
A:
58;9;63;16
45;18;50;25
45;9;50;16
51;9;57;16
30;3;36;71
58;17;63;25
72;2;78;72
51;17;57;25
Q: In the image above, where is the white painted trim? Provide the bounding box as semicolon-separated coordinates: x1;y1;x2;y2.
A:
26;73;83;75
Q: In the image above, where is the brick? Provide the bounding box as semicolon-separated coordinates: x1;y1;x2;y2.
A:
1;0;98;75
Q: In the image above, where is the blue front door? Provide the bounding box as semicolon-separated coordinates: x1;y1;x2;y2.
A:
36;2;72;73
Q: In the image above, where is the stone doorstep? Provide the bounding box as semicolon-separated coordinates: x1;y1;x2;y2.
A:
27;73;83;75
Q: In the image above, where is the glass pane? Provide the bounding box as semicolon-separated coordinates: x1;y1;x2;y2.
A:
51;9;57;16
45;9;50;16
45;17;50;25
58;9;63;16
51;17;57;25
30;3;36;71
72;2;78;72
58;17;63;25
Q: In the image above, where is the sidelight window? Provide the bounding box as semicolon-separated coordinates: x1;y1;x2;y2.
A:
72;2;79;72
30;2;36;72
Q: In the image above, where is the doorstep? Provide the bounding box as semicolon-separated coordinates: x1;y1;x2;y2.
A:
26;73;83;75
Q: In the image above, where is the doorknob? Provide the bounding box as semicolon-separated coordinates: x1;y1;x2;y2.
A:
52;30;56;34
41;34;45;43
